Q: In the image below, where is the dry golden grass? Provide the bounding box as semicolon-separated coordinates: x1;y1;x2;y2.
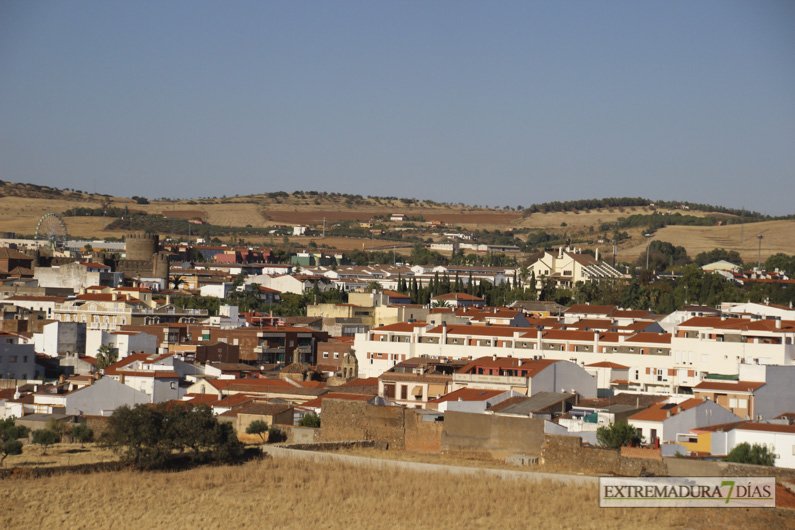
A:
1;456;791;529
1;185;793;263
2;443;117;469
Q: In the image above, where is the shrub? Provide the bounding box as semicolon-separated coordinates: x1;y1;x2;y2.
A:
267;426;286;444
298;412;321;428
725;442;775;466
596;421;643;449
71;424;94;447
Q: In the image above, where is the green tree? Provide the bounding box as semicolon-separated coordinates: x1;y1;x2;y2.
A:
102;403;244;470
596;421;643;449
298;412;321;428
0;417;28;466
71;424;94;447
725;442;775;466
32;429;60;454
246;420;268;443
267;426;286;443
1;438;23;466
170;274;186;290
96;344;118;371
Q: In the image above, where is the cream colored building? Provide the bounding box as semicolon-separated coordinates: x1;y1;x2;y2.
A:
529;247;624;291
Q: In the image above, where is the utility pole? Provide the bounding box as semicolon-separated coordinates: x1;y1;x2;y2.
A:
757;234;764;269
645;233;653;270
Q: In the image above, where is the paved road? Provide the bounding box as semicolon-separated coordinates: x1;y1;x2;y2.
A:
266;446;599;485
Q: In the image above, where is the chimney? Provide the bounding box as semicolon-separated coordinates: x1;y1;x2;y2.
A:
518;359;523;367
595;248;600;262
492;354;497;361
775;317;782;329
58;374;65;384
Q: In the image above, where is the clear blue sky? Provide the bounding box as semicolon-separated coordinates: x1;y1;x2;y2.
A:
1;1;793;215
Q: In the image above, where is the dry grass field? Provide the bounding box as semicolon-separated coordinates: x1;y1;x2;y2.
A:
2;442;117;469
2;455;793;529
1;181;792;263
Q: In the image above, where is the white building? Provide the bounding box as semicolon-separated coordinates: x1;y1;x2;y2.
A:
732;423;795;469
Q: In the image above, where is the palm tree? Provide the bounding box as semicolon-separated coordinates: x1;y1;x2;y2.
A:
96;344;118;371
170;275;185;290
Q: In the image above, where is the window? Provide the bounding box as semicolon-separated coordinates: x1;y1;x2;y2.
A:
401;386;408;400
170;382;177;390
729;398;738;408
322;353;328;359
333;353;339;359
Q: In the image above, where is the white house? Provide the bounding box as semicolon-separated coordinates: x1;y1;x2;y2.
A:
732;423;795;469
628;397;742;445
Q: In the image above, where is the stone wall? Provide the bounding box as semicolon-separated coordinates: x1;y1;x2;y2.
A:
541;435;667;476
666;457;795;481
404;411;443;453
320;399;406;450
280;425;321;444
620;446;662;461
441;411;545;460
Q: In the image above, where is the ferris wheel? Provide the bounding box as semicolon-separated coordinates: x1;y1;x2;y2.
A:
35;212;68;247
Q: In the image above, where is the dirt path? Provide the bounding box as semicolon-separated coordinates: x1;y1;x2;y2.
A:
265;446;598;485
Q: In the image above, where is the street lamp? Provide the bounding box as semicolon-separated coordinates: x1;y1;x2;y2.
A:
645;233;653;270
757;234;764;269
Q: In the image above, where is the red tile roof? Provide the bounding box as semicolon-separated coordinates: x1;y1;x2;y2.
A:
694;381;765;393
586;361;629;369
629;398;706;422
624;332;672;344
736;423;795;434
458;357;558;375
432;292;484;302
564;305;617;315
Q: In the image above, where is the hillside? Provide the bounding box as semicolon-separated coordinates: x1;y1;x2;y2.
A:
0;180;792;264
